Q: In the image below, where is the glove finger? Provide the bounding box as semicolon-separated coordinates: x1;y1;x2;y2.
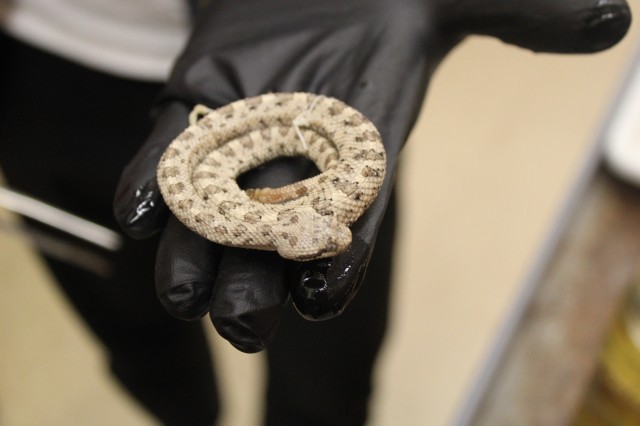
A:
156;216;222;320
114;102;191;239
289;181;395;320
442;0;631;53
209;155;314;352
210;248;289;353
289;50;428;319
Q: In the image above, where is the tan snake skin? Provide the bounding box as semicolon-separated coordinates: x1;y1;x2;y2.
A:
157;92;386;261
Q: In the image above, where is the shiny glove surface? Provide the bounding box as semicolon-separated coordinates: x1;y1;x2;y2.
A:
115;0;631;352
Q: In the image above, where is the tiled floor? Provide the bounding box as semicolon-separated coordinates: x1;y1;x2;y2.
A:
1;23;638;425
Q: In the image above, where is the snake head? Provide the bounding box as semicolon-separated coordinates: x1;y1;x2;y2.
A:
275;210;352;261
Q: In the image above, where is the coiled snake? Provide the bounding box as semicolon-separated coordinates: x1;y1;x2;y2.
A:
157;92;386;261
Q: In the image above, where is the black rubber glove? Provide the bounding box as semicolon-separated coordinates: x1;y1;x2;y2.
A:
115;0;631;352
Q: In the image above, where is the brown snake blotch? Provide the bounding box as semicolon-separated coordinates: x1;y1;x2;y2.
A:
157;92;386;261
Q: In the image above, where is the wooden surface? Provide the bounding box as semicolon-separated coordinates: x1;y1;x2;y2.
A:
470;169;640;425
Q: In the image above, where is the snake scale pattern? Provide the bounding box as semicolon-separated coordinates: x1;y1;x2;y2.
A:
157;92;386;261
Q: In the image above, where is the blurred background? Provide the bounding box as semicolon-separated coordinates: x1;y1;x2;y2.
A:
1;14;639;426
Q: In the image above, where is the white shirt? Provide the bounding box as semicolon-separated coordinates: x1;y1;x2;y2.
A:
0;0;191;81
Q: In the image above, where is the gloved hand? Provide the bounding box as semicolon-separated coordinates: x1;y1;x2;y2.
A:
115;0;631;352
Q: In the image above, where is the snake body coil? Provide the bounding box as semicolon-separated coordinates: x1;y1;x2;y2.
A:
157;92;386;261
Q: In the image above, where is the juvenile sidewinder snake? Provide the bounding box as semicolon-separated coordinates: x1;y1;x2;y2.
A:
157;92;386;261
